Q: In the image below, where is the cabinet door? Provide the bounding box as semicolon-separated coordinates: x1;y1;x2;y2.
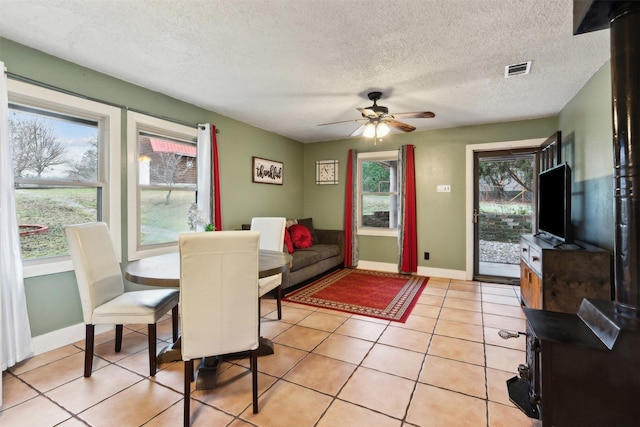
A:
529;270;541;309
520;262;542;309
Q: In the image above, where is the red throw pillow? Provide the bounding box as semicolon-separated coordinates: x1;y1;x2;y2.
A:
284;228;294;253
288;224;313;249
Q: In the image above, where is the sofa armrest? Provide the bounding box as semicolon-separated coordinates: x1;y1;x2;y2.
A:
315;229;344;258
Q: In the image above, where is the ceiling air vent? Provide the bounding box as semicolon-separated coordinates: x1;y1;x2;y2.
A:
505;61;532;78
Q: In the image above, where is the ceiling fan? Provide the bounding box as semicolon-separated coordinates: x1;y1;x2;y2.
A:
317;91;435;139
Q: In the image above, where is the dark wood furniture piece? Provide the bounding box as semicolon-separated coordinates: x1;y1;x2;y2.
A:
519;234;611;313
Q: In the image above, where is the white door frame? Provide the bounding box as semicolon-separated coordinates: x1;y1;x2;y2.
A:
465;138;545;280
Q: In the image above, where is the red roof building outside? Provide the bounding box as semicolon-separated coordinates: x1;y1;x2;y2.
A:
149;138;196;157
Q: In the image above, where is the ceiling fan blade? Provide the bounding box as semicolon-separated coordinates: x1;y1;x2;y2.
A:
391;111;435;119
350;123;366;137
317;118;366;126
386;120;416;132
357;107;378;118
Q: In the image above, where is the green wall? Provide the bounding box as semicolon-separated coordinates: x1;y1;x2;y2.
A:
303;118;558;271
558;63;614;250
1;38;304;336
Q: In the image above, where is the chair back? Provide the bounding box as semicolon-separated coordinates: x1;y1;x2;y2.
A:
179;231;260;360
250;217;286;252
65;222;125;324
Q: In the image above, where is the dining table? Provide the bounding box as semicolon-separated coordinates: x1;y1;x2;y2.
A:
124;249;292;389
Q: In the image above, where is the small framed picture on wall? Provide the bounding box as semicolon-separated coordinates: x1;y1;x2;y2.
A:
252;156;283;185
316;160;338;184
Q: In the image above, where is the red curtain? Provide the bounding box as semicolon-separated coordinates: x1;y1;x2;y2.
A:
344;149;355;267
400;145;418;273
211;125;222;231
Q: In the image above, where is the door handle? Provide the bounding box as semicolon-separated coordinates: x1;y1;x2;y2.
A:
473;209;479;224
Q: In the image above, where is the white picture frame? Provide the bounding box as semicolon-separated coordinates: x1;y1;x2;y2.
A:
316;160;338;185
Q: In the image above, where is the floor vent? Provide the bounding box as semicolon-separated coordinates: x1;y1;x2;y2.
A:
505;61;532;78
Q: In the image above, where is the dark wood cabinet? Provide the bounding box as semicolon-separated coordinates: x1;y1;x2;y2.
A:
519;234;611;313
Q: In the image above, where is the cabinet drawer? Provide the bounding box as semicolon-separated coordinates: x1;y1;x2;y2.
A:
528;246;542;275
520;241;531;264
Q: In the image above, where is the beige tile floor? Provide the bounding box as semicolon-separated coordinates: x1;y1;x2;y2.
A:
2;276;543;427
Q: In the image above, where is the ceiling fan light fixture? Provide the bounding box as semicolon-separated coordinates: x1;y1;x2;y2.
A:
377;122;390;137
363;122;376;138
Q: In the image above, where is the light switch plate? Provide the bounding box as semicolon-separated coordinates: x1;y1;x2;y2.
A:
437;185;451;192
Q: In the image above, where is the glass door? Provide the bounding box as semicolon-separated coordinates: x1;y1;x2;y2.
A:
474;150;536;283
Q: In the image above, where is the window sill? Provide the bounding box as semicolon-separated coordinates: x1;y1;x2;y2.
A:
357;228;398;237
23;258;74;278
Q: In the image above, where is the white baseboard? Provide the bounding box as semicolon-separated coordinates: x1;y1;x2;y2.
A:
356;260;466;280
32;323;113;356
417;266;467;281
355;261;398;272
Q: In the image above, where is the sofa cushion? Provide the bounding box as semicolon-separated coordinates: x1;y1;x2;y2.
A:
308;244;341;260
290;244;341;272
290;248;322;271
297;217;319;244
285;218;298;228
289;224;313;249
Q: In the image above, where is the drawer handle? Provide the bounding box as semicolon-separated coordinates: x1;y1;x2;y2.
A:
531;256;539;262
498;330;527;339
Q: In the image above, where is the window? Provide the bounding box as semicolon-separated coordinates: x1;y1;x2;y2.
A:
7;80;121;277
357;150;399;236
127;112;198;260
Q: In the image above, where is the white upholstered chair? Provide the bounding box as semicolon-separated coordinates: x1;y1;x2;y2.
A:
179;231;261;426
65;222;179;377
250;217;286;320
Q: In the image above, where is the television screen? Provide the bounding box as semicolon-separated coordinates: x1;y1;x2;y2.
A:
538;163;571;243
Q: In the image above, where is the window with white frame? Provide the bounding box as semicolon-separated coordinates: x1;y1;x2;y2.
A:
357;150;399;236
7;80;121;277
127;112;198;260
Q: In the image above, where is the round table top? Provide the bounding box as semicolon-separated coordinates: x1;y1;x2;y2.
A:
124;249;292;287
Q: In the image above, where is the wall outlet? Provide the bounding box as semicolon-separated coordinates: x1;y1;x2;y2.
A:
437;185;451;192
424;252;430;260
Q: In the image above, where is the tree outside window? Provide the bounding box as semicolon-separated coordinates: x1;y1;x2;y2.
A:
9;105;102;260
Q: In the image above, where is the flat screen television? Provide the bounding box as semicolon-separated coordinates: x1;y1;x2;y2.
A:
537;162;572;243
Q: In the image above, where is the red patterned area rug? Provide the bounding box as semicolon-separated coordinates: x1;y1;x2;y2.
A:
284;268;429;322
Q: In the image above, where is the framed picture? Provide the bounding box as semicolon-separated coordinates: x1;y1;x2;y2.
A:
316;160;338;184
252;156;283;185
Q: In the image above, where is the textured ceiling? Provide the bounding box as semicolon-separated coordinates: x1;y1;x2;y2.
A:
0;0;610;143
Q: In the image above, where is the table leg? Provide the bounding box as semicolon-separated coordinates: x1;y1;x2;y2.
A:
194;337;274;390
157;337;182;364
195;356;222;390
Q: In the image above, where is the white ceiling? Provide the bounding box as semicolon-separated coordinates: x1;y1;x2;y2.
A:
0;0;610;143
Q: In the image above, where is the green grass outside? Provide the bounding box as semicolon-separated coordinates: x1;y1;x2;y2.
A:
362;194;392;215
139;189;195;245
17;187;98;259
16;187;195;259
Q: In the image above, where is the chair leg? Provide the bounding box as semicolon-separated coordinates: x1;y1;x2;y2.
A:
115;324;123;352
251;349;259;414
184;360;193;427
258;299;262;336
275;286;282;320
172;305;179;342
84;324;95;378
148;324;157;377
